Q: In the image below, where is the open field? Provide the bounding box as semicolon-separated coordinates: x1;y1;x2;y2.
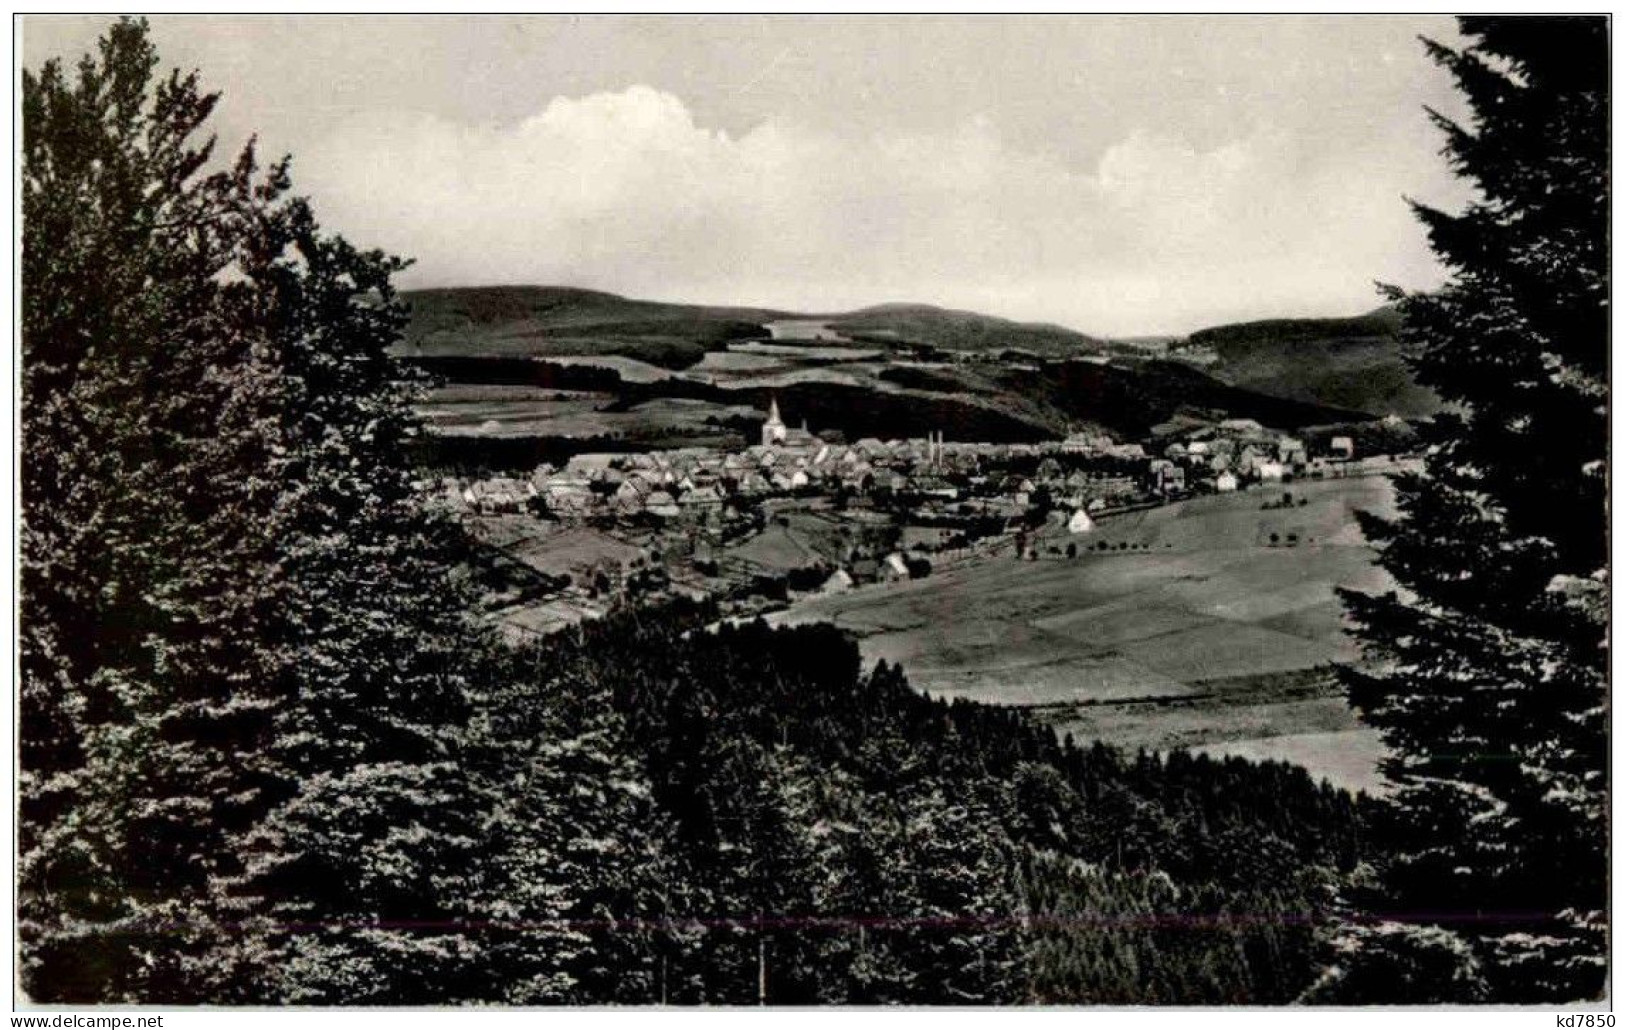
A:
679;345;890;389
424;384;604;404
724;522;829;573
419;394;619;437
544;355;681;383
499;524;650;580
773;474;1398;790
720;502;886;573
765;319;850;341
1043;667;1389;795
418;391;757;441
733;341;885;360
1195;730;1389;796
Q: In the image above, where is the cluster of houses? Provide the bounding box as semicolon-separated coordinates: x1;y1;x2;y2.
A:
441;404;1357;530
447;403;1038;520
1156;419;1352;494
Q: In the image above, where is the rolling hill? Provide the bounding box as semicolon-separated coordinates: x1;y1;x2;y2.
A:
826;302;1108;357
399;287;1111;367
398;286;791;369
1173;306;1441;419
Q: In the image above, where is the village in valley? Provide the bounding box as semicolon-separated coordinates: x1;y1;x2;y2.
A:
439;390;1392;640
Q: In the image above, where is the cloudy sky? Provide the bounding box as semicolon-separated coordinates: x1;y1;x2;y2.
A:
24;15;1474;336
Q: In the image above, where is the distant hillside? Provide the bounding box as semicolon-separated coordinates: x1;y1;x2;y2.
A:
400;287;1390;464
398;286;790;369
1175;306;1441;419
402;288;1110;365
991;359;1372;439
1187;308;1402;349
828;303;1107;357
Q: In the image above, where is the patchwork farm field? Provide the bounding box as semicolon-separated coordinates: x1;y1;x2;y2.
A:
773;473;1401;792
418;385;759;442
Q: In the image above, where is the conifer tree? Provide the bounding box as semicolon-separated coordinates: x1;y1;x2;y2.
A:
1327;15;1608;1003
468;644;685;1005
899;788;1028;1004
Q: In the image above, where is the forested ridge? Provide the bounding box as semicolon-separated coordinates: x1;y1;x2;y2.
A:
464;601;1371;1004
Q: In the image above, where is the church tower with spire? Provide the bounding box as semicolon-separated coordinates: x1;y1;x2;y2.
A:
761;395;787;446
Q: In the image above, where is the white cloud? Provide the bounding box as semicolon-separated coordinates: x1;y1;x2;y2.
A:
294;85;1449;335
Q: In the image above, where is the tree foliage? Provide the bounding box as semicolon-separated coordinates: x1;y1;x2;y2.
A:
21;18;488;1002
503;603;1369;1004
1329;16;1609;1003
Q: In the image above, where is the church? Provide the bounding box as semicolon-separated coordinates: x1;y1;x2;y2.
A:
760;396;818;448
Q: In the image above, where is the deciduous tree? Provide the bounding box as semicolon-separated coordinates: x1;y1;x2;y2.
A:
21;19;489;1002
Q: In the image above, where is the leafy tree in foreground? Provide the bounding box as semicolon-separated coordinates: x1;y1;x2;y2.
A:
1315;16;1608;1003
21;19;489;1002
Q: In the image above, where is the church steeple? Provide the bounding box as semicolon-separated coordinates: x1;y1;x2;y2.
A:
762;395;788;446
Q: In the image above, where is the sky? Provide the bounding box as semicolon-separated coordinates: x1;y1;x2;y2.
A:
22;15;1475;336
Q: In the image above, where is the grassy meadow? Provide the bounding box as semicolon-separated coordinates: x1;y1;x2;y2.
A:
774;473;1401;791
